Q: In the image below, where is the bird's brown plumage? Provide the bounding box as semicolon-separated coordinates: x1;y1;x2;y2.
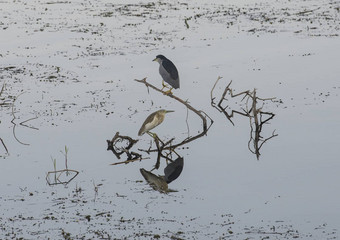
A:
138;109;173;136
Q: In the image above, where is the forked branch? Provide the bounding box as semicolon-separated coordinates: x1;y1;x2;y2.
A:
211;77;278;160
135;77;213;152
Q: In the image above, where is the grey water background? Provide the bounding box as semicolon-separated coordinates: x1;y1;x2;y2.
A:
1;0;340;238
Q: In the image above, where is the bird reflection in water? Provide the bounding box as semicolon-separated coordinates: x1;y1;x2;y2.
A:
140;157;184;193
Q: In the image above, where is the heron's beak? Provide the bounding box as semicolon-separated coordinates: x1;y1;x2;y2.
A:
152;58;157;62
166;110;174;113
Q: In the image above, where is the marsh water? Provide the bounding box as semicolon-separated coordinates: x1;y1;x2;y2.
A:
1;0;340;239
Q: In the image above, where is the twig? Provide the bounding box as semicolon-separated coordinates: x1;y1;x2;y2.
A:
211;77;250;125
296;7;321;15
10;92;38;145
212;78;278;160
46;169;79;186
20;116;39;130
110;157;150;166
0;138;9;155
107;132;139;160
11;93;30;146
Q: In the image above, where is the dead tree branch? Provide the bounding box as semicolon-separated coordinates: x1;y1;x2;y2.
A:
211;77;251;125
211;77;278;160
107;132;141;161
135;77;213;152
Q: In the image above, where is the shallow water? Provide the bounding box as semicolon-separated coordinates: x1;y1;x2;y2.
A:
1;0;340;239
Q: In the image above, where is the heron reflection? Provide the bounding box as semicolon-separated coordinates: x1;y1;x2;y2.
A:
140;156;184;193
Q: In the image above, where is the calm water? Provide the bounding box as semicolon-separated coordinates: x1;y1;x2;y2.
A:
1;0;339;238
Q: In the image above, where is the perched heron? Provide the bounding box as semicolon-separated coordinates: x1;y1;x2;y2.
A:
138;109;174;136
164;157;184;184
153;55;179;94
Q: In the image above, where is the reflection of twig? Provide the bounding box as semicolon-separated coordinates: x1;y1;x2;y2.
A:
135;78;213;152
0;138;9;155
60;146;69;171
47;147;79;186
211;77;278;160
211;77;250;126
110;157;150;166
246;90;278;160
107;132;140;161
92;180;100;202
296;7;321;15
46;169;79;186
11;92;38;146
19;116;39;130
0;83;5;98
11;93;29;145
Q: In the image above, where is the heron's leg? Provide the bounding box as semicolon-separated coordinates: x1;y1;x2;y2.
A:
161;80;168;91
163;88;173;95
146;131;158;139
161;80;171;92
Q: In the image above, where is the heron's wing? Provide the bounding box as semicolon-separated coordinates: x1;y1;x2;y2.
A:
138;111;159;135
162;59;179;80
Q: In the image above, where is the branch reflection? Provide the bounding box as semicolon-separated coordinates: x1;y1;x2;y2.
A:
211;77;278;160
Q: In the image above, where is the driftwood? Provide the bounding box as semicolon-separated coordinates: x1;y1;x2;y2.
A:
211;77;278;160
107;132;141;161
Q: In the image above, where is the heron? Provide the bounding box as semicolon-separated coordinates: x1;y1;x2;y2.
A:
153;55;179;95
138;109;174;136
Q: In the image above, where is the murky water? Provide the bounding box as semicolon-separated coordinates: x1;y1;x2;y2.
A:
1;0;340;239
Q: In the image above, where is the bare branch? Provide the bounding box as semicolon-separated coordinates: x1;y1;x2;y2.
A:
110;157;150;166
135;77;213;152
211;78;278;160
107;132;140;161
46;169;79;186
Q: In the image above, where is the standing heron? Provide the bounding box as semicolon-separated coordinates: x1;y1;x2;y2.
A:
153;55;179;94
138;109;174;136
